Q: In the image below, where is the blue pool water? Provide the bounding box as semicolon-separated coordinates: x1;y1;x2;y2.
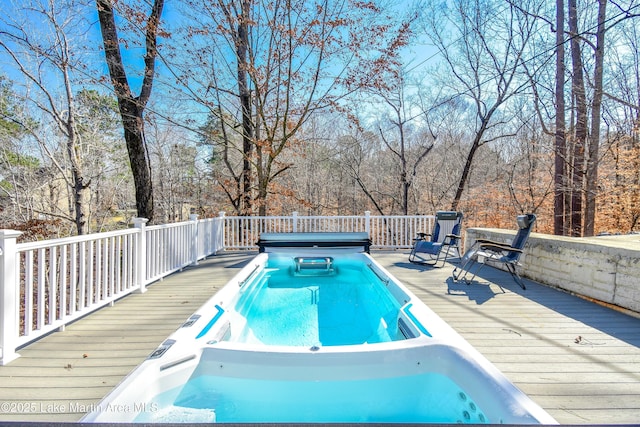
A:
229;257;405;346
135;372;488;423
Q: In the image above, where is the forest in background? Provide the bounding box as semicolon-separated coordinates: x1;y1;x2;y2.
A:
0;0;639;241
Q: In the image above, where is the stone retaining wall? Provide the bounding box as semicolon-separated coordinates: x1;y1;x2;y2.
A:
465;228;640;314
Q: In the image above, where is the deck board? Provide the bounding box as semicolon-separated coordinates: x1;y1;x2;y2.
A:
1;250;640;424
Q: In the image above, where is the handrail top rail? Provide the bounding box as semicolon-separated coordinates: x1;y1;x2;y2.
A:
258;231;370;241
145;220;198;231
14;216;225;252
16;227;140;252
224;214;430;219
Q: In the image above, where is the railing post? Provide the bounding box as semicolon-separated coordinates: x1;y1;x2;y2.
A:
190;213;199;265
292;211;298;232
133;218;148;294
217;212;226;252
0;229;23;365
364;211;371;235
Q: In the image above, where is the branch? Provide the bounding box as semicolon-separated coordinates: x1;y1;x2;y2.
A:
96;0;132;101
507;0;555;32
603;91;640;112
378;124;401;158
139;0;165;106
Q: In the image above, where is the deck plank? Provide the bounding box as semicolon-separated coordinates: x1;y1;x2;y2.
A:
1;250;639;424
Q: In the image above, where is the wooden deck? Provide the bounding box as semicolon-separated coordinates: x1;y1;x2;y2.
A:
1;250;639;424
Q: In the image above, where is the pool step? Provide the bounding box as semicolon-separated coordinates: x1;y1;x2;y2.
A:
294;257;335;276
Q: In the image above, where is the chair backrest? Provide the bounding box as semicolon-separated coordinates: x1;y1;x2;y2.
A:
505;213;537;261
432;211;463;243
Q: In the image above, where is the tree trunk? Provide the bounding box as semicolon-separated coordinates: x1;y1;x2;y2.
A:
451;118;490;211
68;135;89;235
120;99;155;222
554;0;567;235
451;140;480;212
96;0;163;222
568;0;587;237
63;45;89;235
399;125;411;216
237;0;254;216
584;0;607;236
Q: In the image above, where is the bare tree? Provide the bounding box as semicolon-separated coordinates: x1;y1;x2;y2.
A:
0;77;40;224
513;0;636;236
74;90;134;231
584;0;607;236
175;0;412;215
95;0;164;223
372;71;434;215
422;0;540;211
554;0;568;235
0;0;94;234
598;5;640;234
566;0;588;236
338;130;391;216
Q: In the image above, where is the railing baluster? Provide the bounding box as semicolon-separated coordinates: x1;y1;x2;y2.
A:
70;243;77;314
110;236;117;297
96;239;102;303
48;247;57;325
79;241;86;310
59;245;67;325
24;251;33;336
37;248;45;330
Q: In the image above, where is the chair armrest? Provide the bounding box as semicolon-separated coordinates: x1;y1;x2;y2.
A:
414;232;432;241
479;242;523;253
475;238;499;245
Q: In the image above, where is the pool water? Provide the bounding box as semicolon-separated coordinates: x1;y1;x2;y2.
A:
135;372;489;423
229;257;404;346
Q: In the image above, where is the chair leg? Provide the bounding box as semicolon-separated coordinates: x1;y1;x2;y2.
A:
408;240;421;264
452;245;480;282
408;248;417;263
506;263;526;290
452;258;482;284
452;242;463;262
433;251;448;268
465;261;487;284
409;246;429;265
410;251;447;268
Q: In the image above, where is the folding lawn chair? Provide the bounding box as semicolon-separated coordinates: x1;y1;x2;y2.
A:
452;213;536;289
409;211;463;268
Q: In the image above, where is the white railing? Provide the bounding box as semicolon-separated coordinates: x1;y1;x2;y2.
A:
18;229;140;331
1;212;431;365
141;216;224;284
0;215;226;365
222;211;433;249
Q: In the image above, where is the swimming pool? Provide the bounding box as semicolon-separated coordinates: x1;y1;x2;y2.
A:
224;255;410;346
82;233;556;424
